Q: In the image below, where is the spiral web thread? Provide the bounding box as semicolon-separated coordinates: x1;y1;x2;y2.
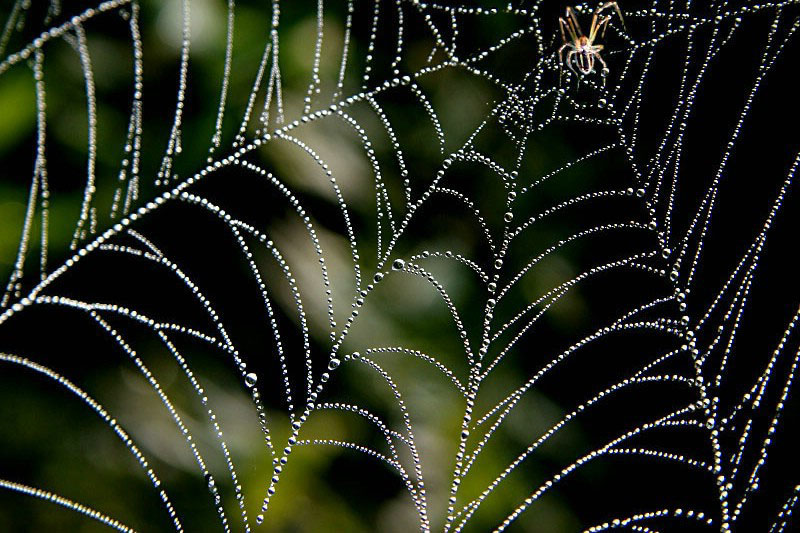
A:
1;0;799;531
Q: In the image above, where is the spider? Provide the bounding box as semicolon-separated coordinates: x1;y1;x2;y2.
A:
558;2;626;82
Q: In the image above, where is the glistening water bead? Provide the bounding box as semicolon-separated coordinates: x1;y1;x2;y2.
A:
0;2;796;532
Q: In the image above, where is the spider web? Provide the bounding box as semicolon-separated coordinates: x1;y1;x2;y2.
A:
1;0;799;531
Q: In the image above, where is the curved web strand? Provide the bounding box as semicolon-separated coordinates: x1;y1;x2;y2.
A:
2;0;800;531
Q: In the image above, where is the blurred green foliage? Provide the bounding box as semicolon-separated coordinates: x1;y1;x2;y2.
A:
0;1;635;531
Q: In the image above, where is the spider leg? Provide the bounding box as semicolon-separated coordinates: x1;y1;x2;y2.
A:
566;6;584;37
596;51;609;78
594;15;612;40
596;1;627;32
566;50;579;76
559;17;578;45
588;12;599;42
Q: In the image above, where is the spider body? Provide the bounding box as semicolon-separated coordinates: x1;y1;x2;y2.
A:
558;2;626;81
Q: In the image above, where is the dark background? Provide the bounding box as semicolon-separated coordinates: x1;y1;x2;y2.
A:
1;0;799;531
